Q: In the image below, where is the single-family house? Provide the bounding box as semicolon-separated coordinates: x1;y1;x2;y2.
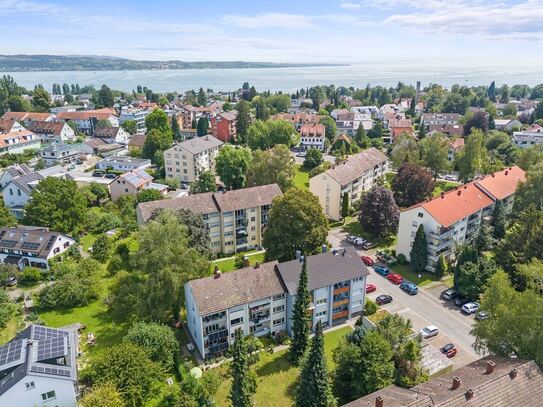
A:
110;169;167;201
25;121;75;144
512;124;543;148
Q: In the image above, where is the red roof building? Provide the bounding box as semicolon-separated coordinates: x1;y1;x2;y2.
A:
211;111;237;143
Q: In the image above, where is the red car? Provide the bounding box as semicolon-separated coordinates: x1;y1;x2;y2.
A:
365;283;377;293
361;256;374;266
387;273;403;284
446;348;458;358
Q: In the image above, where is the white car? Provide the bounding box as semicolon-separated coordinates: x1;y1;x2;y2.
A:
462;302;480;314
347;235;359;243
354;237;367;246
419;325;439;339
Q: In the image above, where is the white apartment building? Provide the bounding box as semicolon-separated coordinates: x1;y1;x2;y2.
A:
164;135;223;184
420;113;461;129
0;325;79;407
137;183;283;254
309;147;389;220
55;109;118;136
299;123;326;151
185;246;369;359
512;124;543;148
119;106;149;131
397;166;525;271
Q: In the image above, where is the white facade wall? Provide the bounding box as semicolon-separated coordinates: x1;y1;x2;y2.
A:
2;181;31;209
0;374;77;407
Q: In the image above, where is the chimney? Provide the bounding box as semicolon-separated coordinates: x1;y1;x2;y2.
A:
486;360;496;374
505;170;509;176
375;396;384;407
441;192;445;199
295;250;302;260
452;376;461;390
322;244;327;253
254;261;260;269
509;368;518;379
465;389;474;400
457;190;462;196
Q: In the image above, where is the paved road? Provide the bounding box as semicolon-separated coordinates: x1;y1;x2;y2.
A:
328;228;481;367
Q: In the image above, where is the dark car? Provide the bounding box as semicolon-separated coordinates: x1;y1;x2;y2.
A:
376;294;393;305
454;297;471;307
92;172;104;177
104;173;117;179
400;282;418;295
374;266;390;276
440;343;455;354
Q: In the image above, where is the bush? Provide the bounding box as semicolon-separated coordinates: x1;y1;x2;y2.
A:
38;274;98;309
18;267;44;284
124;322;179;370
396;253;407;265
364;300;378;316
92;234;112;263
273;330;289;345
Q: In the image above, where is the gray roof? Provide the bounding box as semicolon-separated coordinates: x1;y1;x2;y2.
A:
276;247;370;295
319;147;388;187
175;135;223;155
137;183;282;222
96;156;151;167
0;227;74;258
6;164;32;179
10;172;43;195
0;324;78;397
188;261;284;316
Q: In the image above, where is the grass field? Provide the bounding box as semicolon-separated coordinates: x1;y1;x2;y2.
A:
211;251;266;273
293;164;310;190
211;326;352;406
432;180;459;197
388;263;442;287
0;317;20;345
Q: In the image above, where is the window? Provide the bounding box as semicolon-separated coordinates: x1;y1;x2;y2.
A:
41;391;56;401
25;381;35;390
412;221;418;227
418;212;424;218
273;304;284;313
273;317;285;325
316;298;327;305
316;310;327;317
273;293;285;300
231;317;243;326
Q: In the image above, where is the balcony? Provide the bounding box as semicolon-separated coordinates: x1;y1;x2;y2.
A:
333;299;349;308
332;310;349;320
333;286;349;296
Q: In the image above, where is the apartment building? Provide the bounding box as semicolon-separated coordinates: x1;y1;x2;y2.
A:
299;123;326;151
164;135;223;184
309;148;389;220
335;112;373;137
2;112;55;122
39;143;83;166
420;113;461;130
0;129;41;155
512;124;543;148
25;121;75;144
270;113;325;130
55;109;118;136
396;166;525;271
185;246;369;359
211;111;237;142
137;183;282;254
119;106;148;131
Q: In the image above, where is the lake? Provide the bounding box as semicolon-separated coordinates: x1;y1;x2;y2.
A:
5;63;543;93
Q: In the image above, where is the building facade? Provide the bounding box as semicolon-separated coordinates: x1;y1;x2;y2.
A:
40;143;83;166
211;111;237;143
309;148;389;220
110;169;167;201
512;124;543;148
299;123;326;151
25;121;75;144
119;107;148;131
95;156;151;172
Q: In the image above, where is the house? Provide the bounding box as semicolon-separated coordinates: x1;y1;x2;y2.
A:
0;164;32;189
119;106;148;131
164;135;223;184
396;166;525;271
494;118;522;132
84;138;125;157
0;118;25;134
448;138;465;161
299;123;326;151
2;112;55;122
95;156;151;172
382;112;406;129
428;123;464;137
0;227;75;270
39;143;84;166
512;124;543;148
309;148;389;220
110;169;167;201
137;183;282;254
178;105;219;129
335;112;372;137
93;125;130;144
420;113;461;130
55;109;118;136
0;128;41;155
25;121;75;144
184;246;369;359
211;111;237;142
179;128;197;140
345;356;543;407
127;133;146;152
330;109;350;120
270;113;324;130
0;324;79;407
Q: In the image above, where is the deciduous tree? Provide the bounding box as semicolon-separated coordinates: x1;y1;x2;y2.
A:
125;322;179;370
419;133;451;177
456;129;487;182
246;144;295;191
190;170;217;193
121;119;137;135
358;186;400;238
80;382;125;407
304;148;323;169
391;163;435;207
215;145;252;190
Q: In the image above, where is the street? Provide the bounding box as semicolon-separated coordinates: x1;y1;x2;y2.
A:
329;228;482;368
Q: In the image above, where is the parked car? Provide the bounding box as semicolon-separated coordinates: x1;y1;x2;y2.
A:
347;235;359;243
400;282;418;295
373;266;390;276
454;297;471;307
475;311;490;321
361;256;374;266
354;237;367;246
419;325;439;339
441;288;457;300
365;283;377;293
387;273;403;284
297;151;306;157
362;241;375;250
6;276;17;287
440;343;455;354
446;348;458;358
104;173;117;179
462;302;480;314
376;294;393;305
92;172;104;177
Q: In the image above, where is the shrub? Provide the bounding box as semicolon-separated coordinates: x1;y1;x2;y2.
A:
38;275;98;309
396;253;407;265
364;300;378;316
124;322;179;370
18;267;44;284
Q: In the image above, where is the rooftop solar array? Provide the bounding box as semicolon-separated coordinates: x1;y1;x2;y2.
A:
20;241;41;251
29;365;71;377
0;340;25;370
32;325;69;340
36;337;68;362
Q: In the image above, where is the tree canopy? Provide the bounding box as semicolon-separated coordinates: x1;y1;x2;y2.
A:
190;170;217;194
124;322;179;370
215;145;252;190
246;144;295;191
391;163;435;207
358;186;400;238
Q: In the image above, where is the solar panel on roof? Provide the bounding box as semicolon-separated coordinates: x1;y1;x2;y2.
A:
0;340;25;369
21;242;40;250
32;325;68;340
0;239;18;248
44;236;56;251
36;337;68;362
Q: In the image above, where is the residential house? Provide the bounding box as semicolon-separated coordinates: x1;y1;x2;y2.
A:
179;128;197;140
345;356;543;407
299;123;326;151
336;112;373;137
110;169;167;201
211;111;237;143
448;138;465;161
271;113;324;130
512;124;543;148
0;164;32;189
2;112;55;122
0;128;41;155
93;125;130;144
184;246;369;359
178;104;219;129
420;113;461;130
0;324;79;407
330;109;350;120
0;227;75;270
309;148;389;220
382;112;406;129
389;119;414;142
84;138;124;157
427;123;464;137
119;106;148;131
25;121;75;144
127;133;146;153
55;109;118;136
494;118;522;132
39;143;83;167
396;166;525;271
137;183;282;254
95;156;151;172
164;135;223;184
0;119;25;134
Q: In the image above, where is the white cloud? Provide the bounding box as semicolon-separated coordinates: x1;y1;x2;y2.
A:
222;12;315;29
339;2;361;10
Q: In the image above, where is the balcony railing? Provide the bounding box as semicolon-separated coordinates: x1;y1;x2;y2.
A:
333;286;349;296
332;310;349;320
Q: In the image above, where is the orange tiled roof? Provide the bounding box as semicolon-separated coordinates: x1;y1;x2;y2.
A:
2;112;54;121
56;110;116;120
450;138;465;150
475;166;526;201
0;129;37;148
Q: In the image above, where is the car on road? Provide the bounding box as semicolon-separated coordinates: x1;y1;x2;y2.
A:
376;294;393;305
387;273;403;284
354;237;367;246
361;256;374;266
92;171;104;177
462;302;480;314
440;343;455;354
419;325;439;339
475;311;490;320
365;283;377;293
400;282;418;295
362;241;375;250
373;266;390;276
441;288;457;301
446;348;458;358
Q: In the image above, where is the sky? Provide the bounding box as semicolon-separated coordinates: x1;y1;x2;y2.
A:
1;0;542;65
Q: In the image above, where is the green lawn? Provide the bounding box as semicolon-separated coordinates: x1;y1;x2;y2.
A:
293;164;310;190
432;180;459;197
80;234;97;252
211;251;266;273
389;263;441;287
341;219;397;250
211;326;352;406
0;317;20;345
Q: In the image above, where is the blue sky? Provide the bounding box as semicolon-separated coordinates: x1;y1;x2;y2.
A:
1;0;542;64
